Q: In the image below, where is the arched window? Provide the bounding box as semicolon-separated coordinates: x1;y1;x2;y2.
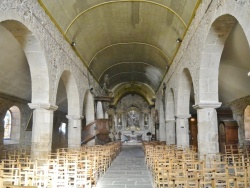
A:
4;106;21;144
59;122;67;135
244;105;250;140
4;110;11;139
59;122;67;147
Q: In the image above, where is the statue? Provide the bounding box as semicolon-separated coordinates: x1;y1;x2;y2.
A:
100;74;114;97
101;74;109;95
127;110;140;130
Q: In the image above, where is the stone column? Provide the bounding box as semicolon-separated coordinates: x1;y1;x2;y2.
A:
28;103;58;159
175;114;190;147
159;121;166;141
66;115;84;149
165;119;175;144
193;103;221;160
232;113;244;147
0;116;5;153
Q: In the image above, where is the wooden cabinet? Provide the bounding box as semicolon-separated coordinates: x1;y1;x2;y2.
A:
218;120;238;153
189;117;198;150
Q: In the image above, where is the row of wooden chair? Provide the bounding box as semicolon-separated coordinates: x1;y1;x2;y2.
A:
143;142;250;188
0;141;121;188
224;144;250;156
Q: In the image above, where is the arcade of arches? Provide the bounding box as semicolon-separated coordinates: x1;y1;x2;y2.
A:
0;0;250;162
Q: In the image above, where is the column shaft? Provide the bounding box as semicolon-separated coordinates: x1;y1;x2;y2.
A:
197;108;219;158
176;117;189;147
29;103;57;159
31;108;54;159
67;115;83;149
159;121;166;141
166;120;175;144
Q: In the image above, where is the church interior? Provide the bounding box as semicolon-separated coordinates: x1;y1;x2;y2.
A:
0;0;250;187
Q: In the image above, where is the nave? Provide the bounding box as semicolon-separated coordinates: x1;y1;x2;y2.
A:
1;141;250;188
96;145;153;188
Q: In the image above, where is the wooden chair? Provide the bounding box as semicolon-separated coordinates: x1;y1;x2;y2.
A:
1;159;20;186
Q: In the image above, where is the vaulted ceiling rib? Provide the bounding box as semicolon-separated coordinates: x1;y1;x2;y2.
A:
38;0;200;102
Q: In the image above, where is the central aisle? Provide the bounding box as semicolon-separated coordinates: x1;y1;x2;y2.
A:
96;145;153;188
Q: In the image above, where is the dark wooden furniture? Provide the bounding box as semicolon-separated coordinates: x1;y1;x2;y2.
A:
218;120;238;153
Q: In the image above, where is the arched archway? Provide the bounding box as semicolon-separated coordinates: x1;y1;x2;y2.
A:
219;20;250;146
56;70;81;149
198;15;238;104
0;19;51;159
0;20;50;103
83;90;95;125
196;14;242;158
176;68;194;147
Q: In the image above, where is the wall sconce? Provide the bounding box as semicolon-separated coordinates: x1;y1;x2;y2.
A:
176;38;182;43
71;42;76;46
190;117;196;122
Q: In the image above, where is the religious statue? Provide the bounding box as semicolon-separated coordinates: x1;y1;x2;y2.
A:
126;110;140;130
101;74;109;95
101;74;114;97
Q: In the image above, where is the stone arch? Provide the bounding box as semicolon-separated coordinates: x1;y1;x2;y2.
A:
175;68;194;147
83;90;95;125
176;68;194;116
199;12;250;147
57;70;81;116
198;14;238;103
55;70;81;148
0;20;50;104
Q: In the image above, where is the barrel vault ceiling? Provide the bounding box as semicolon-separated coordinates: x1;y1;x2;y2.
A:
38;0;200;103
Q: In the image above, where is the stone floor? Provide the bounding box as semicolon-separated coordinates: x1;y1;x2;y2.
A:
95;145;153;188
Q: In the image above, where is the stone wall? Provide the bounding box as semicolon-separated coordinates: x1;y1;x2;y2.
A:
156;0;250;147
228;95;250;146
0;92;71;153
0;93;32;151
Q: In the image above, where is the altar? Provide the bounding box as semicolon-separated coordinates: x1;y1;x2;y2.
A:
123;133;142;142
121;131;144;142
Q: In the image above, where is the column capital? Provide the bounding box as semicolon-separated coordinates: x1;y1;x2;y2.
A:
28;103;58;111
175;114;191;119
165;119;175;123
193;102;221;109
66;115;84;120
